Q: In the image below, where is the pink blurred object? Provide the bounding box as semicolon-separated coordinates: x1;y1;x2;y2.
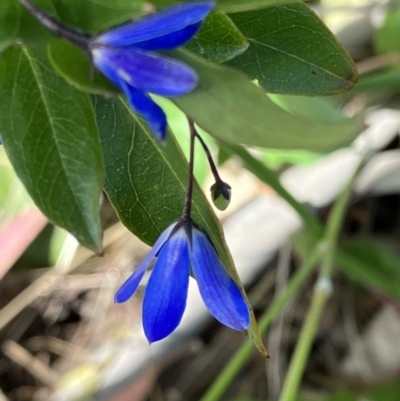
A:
0;207;48;279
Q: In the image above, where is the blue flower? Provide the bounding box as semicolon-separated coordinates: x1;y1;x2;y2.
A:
89;2;214;141
115;220;250;343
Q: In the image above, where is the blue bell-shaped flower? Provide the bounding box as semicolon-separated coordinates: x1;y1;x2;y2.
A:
90;2;214;141
115;219;250;343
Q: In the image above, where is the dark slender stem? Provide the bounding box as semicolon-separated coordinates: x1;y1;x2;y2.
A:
182;117;196;222
19;0;90;49
194;132;224;186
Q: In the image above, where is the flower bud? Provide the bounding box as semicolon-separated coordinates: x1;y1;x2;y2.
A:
210;181;231;211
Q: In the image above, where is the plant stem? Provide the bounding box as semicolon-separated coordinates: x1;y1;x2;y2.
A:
199;244;321;401
278;160;365;401
195;132;224;186
182;117;196;222
19;0;90;49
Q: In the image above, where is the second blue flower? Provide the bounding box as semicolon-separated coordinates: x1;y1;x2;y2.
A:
115;220;250;343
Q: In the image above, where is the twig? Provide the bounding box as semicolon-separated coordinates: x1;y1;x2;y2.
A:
357;52;400;75
26;336;90;363
0;222;128;331
2;340;60;386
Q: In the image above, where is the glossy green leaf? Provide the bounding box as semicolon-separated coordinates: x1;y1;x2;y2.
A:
94;96;221;250
0;45;103;252
52;0;144;32
94;95;267;356
339;238;400;302
375;7;400;54
172;50;358;151
152;0;300;13
226;3;358;95
185;10;248;63
48;39;118;96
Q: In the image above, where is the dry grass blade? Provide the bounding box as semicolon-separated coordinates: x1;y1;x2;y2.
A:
2;340;60;386
0;222;130;331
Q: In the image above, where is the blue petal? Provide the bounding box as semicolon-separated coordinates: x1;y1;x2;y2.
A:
190;228;250;331
132;21;202;51
121;83;167;141
114;223;177;303
142;228;190;343
91;49;168;139
91;50;122;90
93;2;214;47
92;47;198;97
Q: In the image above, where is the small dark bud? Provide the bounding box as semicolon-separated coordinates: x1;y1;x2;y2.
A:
210;181;231;211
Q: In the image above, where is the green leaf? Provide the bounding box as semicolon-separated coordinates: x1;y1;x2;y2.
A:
19;0;58;41
48;39;118;96
0;56;7;88
375;7;400;54
185;10;248;63
0;0;61;47
0;0;9;18
155;96;214;186
0;0;20;47
94;95;219;251
216;0;299;12
172;50;358;151
152;0;300;13
94;95;267;356
0;45;103;252
339;238;400;302
355;67;400;93
226;3;358;95
268;94;350;125
2;0;143;45
52;0;144;32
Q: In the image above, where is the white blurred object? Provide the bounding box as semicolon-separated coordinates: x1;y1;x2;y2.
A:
281;109;400;208
281;149;361;208
341;306;400;379
355;150;400;196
